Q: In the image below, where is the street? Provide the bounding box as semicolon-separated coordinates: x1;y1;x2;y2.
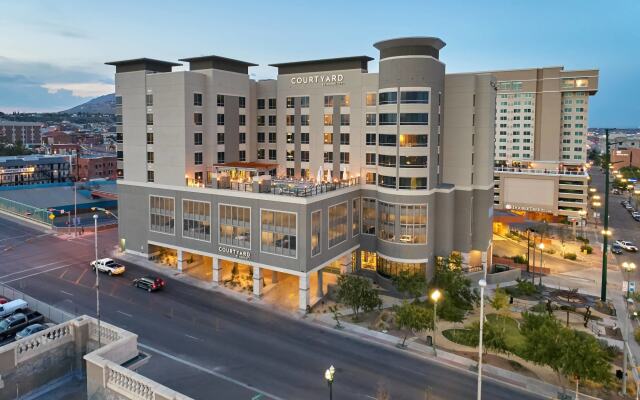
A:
0;215;544;400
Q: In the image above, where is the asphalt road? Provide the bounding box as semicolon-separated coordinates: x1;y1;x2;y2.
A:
0;216;545;400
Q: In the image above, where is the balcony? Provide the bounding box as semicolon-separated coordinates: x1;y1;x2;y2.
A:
494;166;588;177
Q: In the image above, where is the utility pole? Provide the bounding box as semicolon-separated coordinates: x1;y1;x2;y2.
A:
74;183;77;237
601;128;610;302
94;214;101;347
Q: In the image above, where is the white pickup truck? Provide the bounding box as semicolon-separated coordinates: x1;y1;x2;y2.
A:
90;258;126;276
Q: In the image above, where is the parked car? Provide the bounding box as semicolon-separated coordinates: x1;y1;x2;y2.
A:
615;240;639;252
133;276;165;292
15;323;47;340
0;299;28;319
622;200;629;206
625;204;635;211
632;211;640;218
611;244;624;254
0;312;44;340
0;297;8;305
90;258;126;276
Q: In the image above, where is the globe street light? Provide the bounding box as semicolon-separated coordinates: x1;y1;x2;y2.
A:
324;365;335;400
431;289;442;357
477;279;487;400
622;262;637;299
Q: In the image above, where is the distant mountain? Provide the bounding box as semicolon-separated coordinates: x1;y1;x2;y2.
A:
62;93;115;114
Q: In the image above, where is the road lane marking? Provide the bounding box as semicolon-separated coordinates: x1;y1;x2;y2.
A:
138;343;285;400
0;234;29;243
0;264;75;284
60;290;74;297
0;261;62;279
75;268;89;285
117;311;133;318
184;334;200;341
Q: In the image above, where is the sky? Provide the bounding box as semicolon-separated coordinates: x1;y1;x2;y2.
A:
0;0;637;127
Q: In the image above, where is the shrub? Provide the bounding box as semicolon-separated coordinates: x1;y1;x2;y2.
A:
563;252;577;260
580;244;593;254
516;278;538;296
512;255;528;264
544;248;556;255
635;327;640;345
576;235;590;244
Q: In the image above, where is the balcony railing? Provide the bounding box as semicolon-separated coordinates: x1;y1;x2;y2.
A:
494;167;588;177
190;177;361;198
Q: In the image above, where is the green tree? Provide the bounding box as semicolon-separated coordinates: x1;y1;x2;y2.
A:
392;270;427;301
521;312;565;389
436;298;466;324
559;330;612;397
395;301;434;347
468;319;509;355
430;253;478;323
336;275;382;321
490;285;509;314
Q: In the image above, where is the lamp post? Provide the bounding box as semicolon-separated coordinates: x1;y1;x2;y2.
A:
622;262;637;299
324;365;335;400
431;289;442;357
91;206;119;221
623;298;634;395
578;210;587;236
538;243;544;287
601;128;611;301
477;279;487;400
93;214;101;347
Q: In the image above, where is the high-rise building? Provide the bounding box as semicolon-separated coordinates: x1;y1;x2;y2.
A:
108;37;495;311
489;67;599;222
0;120;43;146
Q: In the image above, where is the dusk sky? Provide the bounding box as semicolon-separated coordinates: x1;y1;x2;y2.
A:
0;0;637;127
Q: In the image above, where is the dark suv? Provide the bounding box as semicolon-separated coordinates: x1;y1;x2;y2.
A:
133;276;165;292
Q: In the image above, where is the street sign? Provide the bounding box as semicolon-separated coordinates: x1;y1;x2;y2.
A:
48;213;55;221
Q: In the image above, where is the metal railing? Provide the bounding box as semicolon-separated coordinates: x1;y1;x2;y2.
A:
494;167;588;177
0;196;50;226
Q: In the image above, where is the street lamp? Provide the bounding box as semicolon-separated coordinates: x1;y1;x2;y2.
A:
538;243;544;287
324;365;335;400
431;289;442;356
91;206;119;221
622;262;637;299
93;214;101;347
477;279;487;400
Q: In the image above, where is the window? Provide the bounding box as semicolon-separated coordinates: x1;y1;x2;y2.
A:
217;114;224;126
217;132;225;144
257;132;265;143
366;114;376;126
146;94;153;107
340;114;350;126
269;132;277;143
257;149;265;159
362;198;376;235
194;152;203;165
399;134;428;147
400;156;428;168
261;210;297;257
117;151;123;161
239;150;246;161
182;200;211;241
193;93;203;106
239;115;246;126
379;113;397;125
257;99;265;109
379;134;396;146
239;132;246;144
378;155;396;167
286;168;294;177
366;133;376;146
268;115;276;126
146;113;154;126
300;96;310;108
115;96;122;106
194;132;202;146
219;204;250;249
379;92;397;105
217;94;224;107
324;152;333;163
147;152;154;163
268;98;277;109
328;202;348;247
378;201;396;241
400;91;429;104
147;171;154;182
147;132;154;145
286;115;295;126
365;172;376;185
340;133;350;145
217;152;225;163
149;196;174;234
301;115;309;126
324;114;333;126
300;132;309;144
311;210;321;256
324;96;333;107
239;96;245;108
257;116;265;126
400;113;428;125
286;97;295;108
340;152;350;164
366;93;376;106
399;177;427;190
352;198;360;237
376;257;425;278
366;153;376;166
268;149;277;160
286;150;294;161
301;151;309;162
323;133;333;144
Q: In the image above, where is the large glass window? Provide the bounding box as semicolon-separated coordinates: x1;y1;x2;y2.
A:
219;204;251;249
399;205;427;244
149;196;175;234
328;202;348;248
261;210;297;257
400;156;428;168
376;257;425;278
311;210;321;256
352;198;360;237
399;134;428;147
366;93;376;106
399;177;427;190
379;92;397;105
183;200;211;241
400;91;429;104
379;113;397;125
378;155;396;167
362;198;376;235
400;113;428;125
378;134;396;146
378;175;396;189
377;202;396;241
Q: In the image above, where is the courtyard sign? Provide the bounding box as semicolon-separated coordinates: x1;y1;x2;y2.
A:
290;74;344;86
218;246;251;260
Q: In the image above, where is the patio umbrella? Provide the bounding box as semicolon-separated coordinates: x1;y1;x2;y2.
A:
316;166;323;183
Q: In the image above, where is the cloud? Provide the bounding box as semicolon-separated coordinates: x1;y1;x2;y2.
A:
41;82;114;98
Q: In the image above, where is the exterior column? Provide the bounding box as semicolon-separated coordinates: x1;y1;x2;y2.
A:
177;249;183;272
271;270;279;283
299;273;310;311
481;251;488;272
317;270;324;298
253;266;263;297
355;249;362;272
212;258;220;285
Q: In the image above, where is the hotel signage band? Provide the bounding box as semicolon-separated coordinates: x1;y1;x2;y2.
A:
290;74;344;86
218;246;251;260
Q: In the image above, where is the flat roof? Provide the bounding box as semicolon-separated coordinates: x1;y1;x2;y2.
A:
105;58;181;73
270;56;373;75
0;120;43;127
179;55;257;74
374;37;446;60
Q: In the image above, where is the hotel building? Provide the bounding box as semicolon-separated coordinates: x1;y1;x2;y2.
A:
109;37;495;311
490;67;599;222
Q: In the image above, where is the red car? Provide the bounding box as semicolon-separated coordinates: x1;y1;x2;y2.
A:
0;297;8;305
133;276;165;292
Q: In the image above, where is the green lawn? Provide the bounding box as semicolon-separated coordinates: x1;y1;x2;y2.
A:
442;313;526;356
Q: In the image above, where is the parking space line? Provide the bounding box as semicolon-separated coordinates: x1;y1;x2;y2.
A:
184;334;200;341
117;311;133;318
0;261;62;279
0;264;75;284
60;290;74;297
